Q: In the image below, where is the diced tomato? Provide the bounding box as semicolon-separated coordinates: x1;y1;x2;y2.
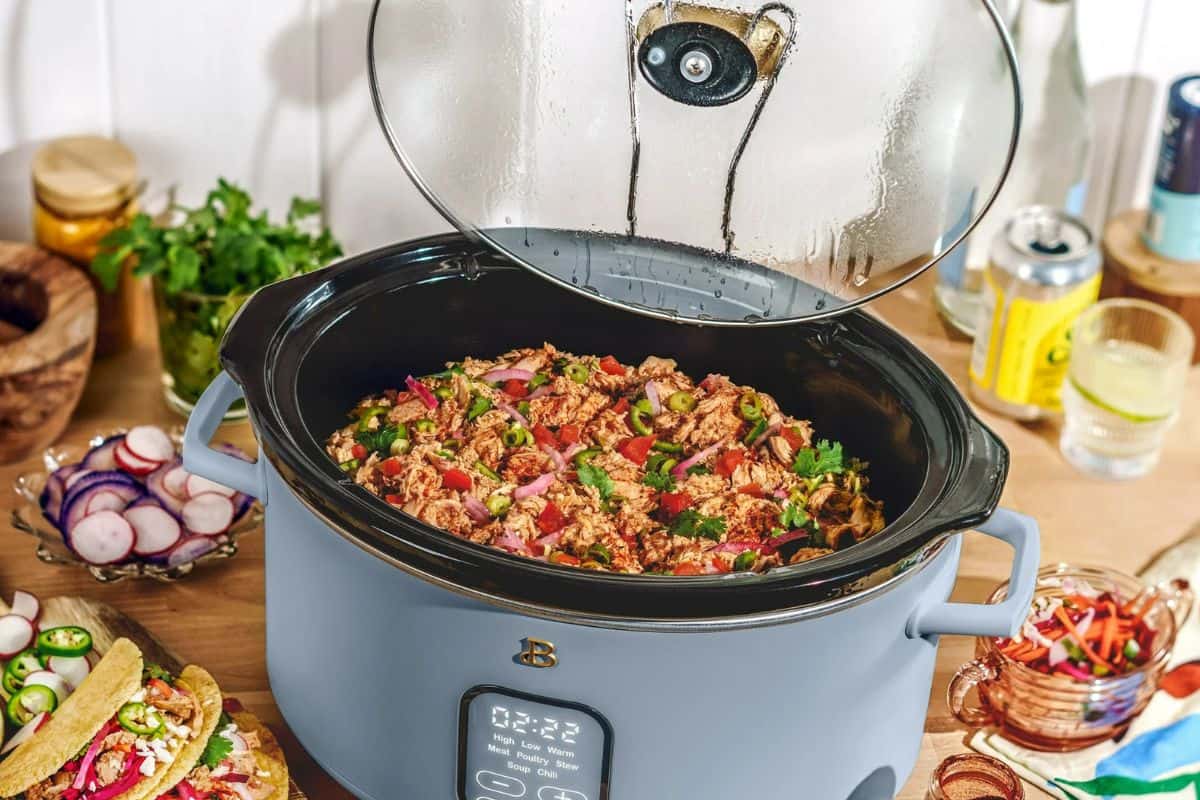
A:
659;491;692;516
384;493;403;505
780;426;806;451
550;551;581;567
598;355;626;376
611;397;630;415
531;423;558;449
616;435;656;465
558;424;581;445
710;557;731;573
738;482;765;497
503;379;529;398
715;449;745;477
537;501;567;535
380;457;402;477
147;678;174;697
442;469;472;491
672;562;703;576
350;443;368;460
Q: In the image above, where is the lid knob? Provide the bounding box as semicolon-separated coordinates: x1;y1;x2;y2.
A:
637;21;757;106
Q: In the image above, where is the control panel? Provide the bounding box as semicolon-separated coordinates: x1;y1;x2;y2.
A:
458;686;612;800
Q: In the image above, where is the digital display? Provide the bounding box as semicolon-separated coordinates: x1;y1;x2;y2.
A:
459;686;612;800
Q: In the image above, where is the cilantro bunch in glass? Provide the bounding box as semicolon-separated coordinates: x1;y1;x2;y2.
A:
91;179;343;417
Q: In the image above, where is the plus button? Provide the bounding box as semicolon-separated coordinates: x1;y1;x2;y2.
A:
536;788;587;800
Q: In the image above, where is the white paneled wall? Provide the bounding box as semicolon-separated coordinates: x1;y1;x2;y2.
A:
0;0;1197;256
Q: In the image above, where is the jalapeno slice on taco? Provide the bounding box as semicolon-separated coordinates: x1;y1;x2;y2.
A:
0;639;221;800
146;699;287;800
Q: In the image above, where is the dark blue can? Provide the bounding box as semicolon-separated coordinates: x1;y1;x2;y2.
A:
1144;75;1200;261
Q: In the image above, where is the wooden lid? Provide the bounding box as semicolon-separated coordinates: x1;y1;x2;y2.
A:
1103;209;1200;296
31;136;137;217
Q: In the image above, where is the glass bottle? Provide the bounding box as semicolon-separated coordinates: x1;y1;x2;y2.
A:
935;0;1093;336
32;136;143;357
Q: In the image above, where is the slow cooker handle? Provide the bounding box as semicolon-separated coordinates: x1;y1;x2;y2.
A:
905;508;1040;641
182;371;267;502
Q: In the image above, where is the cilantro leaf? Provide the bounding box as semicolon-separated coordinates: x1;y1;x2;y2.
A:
778;502;816;532
791;439;845;478
577;463;614;500
199;729;233;769
642;471;675;492
670;509;726;541
355;425;401;455
143;664;174;683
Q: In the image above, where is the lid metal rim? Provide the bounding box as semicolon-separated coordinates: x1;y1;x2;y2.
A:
365;0;1023;327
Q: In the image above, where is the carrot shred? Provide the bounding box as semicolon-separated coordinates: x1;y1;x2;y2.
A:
1101;613;1117;660
1054;607;1116;672
1014;646;1048;663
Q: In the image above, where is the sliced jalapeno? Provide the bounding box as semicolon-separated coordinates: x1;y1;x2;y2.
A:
564;363;590;384
667;391;697;413
1;668;21;696
6;684;56;727
658;458;678;475
476;461;501;481
652;440;683;454
573;448;601;468
486;494;512;517
433;385;453;401
502;425;527;448
339;458;359;473
36;627;92;658
634;398;653;414
441;439;462;454
528;373;551;390
738;391;763;421
516;401;532;419
5;651;44;689
355;406;388;432
466;395;492;422
629;407;653;436
742;418;768;446
587;542;612;565
117;701;165;737
733;551;757;571
389;438;411;456
414;419;437;434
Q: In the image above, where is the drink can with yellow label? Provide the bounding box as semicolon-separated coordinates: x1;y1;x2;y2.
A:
968;206;1101;420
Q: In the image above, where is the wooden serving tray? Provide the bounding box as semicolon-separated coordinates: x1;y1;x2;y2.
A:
0;595;307;800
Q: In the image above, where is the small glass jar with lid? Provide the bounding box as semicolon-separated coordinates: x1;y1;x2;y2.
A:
31;135;143;356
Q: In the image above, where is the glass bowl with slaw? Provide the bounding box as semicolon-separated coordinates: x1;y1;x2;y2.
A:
948;564;1193;751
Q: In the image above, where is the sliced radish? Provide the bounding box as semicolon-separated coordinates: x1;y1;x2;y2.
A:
223;730;249;752
182;494;235;535
0;615;35;659
85;650;99;669
47;655;90;690
185;474;237;499
124;425;175;463
163;466;191;499
69;511;135;565
1;711;46;755
166;536;220;568
85;490;127;515
114;443;161;476
125;505;183;556
82;436;123;471
23;671;69;704
9;591;39;623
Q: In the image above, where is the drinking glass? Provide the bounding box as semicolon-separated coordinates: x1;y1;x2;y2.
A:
1060;299;1194;480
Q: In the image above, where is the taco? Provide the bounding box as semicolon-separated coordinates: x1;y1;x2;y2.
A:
0;639;221;800
149;700;288;800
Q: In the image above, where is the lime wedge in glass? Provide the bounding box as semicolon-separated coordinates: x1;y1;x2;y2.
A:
1069;340;1180;423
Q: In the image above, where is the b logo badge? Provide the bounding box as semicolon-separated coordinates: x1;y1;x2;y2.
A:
519;638;558;668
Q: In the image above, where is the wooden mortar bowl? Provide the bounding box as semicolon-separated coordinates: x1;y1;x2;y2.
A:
0;242;96;464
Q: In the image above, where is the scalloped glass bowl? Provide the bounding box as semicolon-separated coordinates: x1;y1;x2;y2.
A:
10;427;262;582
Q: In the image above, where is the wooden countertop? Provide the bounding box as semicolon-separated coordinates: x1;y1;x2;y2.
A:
0;271;1196;799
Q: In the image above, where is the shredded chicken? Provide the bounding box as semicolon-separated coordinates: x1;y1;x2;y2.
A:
327;343;885;575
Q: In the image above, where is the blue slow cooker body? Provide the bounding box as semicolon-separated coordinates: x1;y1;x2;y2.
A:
261;460;957;800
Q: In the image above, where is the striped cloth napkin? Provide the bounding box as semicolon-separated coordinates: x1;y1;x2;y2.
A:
970;535;1200;799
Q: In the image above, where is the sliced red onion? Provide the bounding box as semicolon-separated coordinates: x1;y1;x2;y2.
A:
89;753;145;800
562;443;585;461
751;422;781;449
702;563;723;575
463;495;491;523
482;368;535;383
1048;639;1069;667
497;401;529;428
671;442;723;479
765;529;809;548
405;375;438;410
73;721;118;790
644;380;662;415
534;531;562;556
496;529;532;555
176;781;204;800
772;488;788;499
514;472;556;500
540;444;567;472
1056;661;1094;681
527;386;553;400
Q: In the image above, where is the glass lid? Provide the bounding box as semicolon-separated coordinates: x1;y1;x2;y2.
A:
368;0;1020;326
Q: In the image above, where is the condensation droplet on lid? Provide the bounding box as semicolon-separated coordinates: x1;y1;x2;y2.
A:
852;274;869;287
552;249;560;256
714;290;722;298
504;216;512;224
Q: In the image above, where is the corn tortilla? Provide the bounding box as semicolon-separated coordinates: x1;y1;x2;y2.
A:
128;665;222;800
232;710;289;800
0;638;143;797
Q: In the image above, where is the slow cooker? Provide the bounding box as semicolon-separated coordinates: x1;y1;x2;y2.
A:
182;3;1041;798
